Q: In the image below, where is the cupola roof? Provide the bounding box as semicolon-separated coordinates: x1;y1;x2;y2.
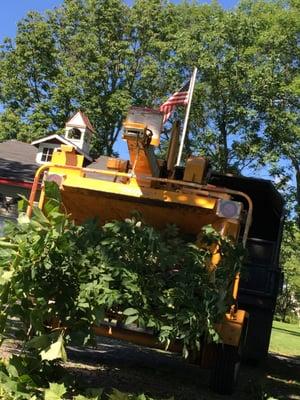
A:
65;111;95;133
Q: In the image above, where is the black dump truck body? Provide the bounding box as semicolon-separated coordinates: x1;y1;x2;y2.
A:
209;173;284;362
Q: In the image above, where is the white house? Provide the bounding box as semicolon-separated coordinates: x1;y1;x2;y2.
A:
31;111;95;164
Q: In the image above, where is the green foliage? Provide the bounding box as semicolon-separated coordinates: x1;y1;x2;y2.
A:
44;383;67;400
94;218;244;351
40;334;67;363
0;0;179;155
275;222;300;322
0;189;244;353
1;0;300;223
0;352;65;399
0;370;167;400
0;186;244;398
108;389;173;400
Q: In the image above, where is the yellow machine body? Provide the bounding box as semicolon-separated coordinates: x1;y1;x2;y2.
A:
27;117;253;356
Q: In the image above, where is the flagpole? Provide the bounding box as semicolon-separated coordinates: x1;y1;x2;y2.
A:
175;67;198;166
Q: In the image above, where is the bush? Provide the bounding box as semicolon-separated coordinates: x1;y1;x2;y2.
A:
0;182;245;398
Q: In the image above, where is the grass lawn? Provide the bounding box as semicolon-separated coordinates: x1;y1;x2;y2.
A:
269;320;300;356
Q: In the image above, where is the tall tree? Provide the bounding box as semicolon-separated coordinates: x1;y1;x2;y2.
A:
0;0;179;155
173;1;264;173
0;0;299;219
276;222;300;321
169;0;300;224
0;0;132;155
0;11;59;141
241;0;300;224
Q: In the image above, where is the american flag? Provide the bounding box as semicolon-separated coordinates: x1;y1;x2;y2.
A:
160;80;191;123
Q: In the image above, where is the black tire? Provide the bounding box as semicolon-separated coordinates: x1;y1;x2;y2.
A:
209;344;240;395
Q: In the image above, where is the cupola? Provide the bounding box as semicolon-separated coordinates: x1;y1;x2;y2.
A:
65;111;95;154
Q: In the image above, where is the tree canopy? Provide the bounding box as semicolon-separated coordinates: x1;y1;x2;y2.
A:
0;0;299;312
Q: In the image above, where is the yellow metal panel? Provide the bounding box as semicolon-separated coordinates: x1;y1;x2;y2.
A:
215;310;248;347
184;157;207;184
47;165;218;235
60;187;220;235
51;146;84;170
50;171;217;210
93;325;182;353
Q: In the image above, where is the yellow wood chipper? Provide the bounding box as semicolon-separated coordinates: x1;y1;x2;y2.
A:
26;107;284;394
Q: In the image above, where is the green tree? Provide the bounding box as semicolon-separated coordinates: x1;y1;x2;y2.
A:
167;0;300;225
1;0;300;226
0;0;179;155
0;0;132;154
0;11;59;141
171;1;265;173
245;0;300;225
276;223;300;322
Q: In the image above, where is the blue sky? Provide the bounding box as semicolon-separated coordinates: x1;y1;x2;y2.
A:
0;0;238;43
0;1;62;42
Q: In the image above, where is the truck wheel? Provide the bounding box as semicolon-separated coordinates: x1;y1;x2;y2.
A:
209;344;240;395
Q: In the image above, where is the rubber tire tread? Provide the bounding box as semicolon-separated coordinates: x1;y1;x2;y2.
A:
209;344;239;395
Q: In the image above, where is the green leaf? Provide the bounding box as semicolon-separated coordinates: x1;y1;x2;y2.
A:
0;270;14;284
18;197;28;213
160;326;172;331
26;334;51;350
6;363;19;378
74;389;103;400
125;315;138;325
108;389;129;400
123;308;138;316
44;382;67;400
45;181;62;202
40;334;67;362
44;199;60;217
0;241;18;249
32;207;50;225
18;213;30;225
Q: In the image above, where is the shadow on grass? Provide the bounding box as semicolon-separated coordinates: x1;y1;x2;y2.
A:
263;354;300;400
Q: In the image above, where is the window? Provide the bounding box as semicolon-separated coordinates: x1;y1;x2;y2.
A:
68;128;82;140
41;147;54;162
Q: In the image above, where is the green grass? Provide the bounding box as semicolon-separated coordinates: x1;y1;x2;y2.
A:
269;320;300;356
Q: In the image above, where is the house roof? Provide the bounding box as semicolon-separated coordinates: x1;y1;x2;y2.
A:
66;111;96;133
31;134;93;162
31;134;74;146
0;140;38;183
84;156;115;181
85;156;131;182
0;134;94;186
88;156;110;170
